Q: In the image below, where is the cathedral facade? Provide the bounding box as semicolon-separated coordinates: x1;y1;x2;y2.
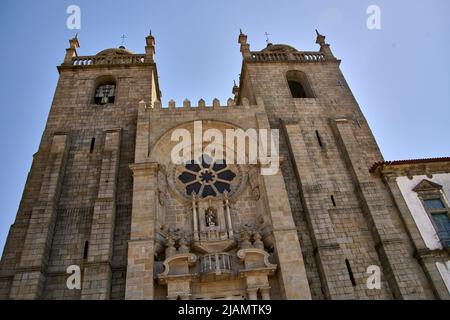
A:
0;31;448;300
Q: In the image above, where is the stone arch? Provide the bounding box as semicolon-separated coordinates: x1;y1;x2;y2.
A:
149;119;265;204
149;119;260;165
285;70;315;98
91;74;117;105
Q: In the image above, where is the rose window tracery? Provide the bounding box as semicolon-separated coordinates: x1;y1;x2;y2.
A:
178;155;237;198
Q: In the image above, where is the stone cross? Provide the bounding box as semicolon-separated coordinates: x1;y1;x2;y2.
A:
264;32;270;44
120;34;127;46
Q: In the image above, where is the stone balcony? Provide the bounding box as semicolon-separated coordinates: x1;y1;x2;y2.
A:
63;54;147;66
249;50;326;63
200;252;233;275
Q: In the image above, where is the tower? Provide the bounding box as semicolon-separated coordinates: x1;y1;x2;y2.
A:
235;30;431;299
0;33;160;299
0;30;436;300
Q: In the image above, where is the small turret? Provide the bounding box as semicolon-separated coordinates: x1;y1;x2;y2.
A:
232;80;239;101
64;34;80;64
145;30;156;63
238;29;251;59
315;29;335;60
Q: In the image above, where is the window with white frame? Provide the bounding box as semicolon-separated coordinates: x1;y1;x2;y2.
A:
414;180;450;248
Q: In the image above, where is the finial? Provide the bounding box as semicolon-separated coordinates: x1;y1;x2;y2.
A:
315;29;335;59
238;30;250;57
232;80;239;96
315;29;326;45
240;28;243;35
68;34;80;50
149;29;152;36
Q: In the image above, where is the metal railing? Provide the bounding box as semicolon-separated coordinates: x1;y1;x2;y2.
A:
200;253;232;274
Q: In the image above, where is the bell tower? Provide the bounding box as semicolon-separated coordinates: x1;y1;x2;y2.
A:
234;30;428;299
0;32;161;300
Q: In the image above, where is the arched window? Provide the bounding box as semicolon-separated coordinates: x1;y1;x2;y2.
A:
286;70;314;99
93;75;116;105
94;84;116;105
288;80;307;98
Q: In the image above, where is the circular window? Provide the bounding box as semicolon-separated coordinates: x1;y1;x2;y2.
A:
177;155;237;198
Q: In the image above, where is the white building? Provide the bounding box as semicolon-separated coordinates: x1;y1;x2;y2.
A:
372;158;450;299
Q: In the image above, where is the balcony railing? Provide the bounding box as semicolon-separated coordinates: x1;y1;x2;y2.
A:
66;54;146;66
250;51;326;63
200;253;232;274
196;230;232;242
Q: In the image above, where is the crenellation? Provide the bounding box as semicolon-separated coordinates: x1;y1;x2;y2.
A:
153;100;161;109
212;98;220;109
148;98;253;112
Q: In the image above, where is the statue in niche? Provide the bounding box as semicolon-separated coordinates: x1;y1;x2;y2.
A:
205;207;217;227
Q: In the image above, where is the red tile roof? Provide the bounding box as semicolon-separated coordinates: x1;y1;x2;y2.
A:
370;157;450;173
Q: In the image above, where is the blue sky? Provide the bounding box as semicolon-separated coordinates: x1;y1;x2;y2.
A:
0;0;449;253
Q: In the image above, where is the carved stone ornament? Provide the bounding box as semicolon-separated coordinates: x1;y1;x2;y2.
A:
252;186;261;200
158;189;166;206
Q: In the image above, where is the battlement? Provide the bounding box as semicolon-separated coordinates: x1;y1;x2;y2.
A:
149;97;255;111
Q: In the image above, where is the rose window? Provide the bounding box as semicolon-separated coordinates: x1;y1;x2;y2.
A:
178;155;236;198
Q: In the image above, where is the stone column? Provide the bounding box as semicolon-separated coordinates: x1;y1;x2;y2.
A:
9;133;70;299
282;121;355;299
224;197;233;238
135;100;149;161
260;287;271;300
81;128;121;300
331;118;426;299
192;194;199;241
247;288;258;300
255;113;311;300
125;163;159;300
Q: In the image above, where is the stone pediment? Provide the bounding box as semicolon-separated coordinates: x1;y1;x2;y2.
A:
413;179;443;193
